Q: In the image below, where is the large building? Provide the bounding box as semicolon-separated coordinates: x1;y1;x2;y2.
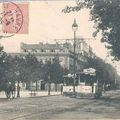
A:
20;38;94;71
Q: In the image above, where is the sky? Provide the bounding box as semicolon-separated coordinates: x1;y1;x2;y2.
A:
1;0;119;73
0;1;107;58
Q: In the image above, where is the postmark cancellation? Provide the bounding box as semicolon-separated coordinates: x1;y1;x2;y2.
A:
0;2;29;38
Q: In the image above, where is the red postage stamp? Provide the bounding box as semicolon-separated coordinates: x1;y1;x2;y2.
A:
2;2;29;36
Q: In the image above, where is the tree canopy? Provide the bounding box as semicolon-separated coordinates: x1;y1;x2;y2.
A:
0;46;7;83
77;0;120;60
42;56;63;84
86;55;117;88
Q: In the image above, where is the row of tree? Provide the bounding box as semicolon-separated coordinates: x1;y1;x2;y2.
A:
0;46;118;95
0;47;66;94
86;56;118;89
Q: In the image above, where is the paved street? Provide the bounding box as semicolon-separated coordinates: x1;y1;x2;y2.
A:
0;90;120;120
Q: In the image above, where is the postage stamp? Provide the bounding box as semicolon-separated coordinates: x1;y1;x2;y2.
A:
0;2;29;38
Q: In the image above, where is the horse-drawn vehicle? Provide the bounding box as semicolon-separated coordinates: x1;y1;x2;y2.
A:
0;81;16;99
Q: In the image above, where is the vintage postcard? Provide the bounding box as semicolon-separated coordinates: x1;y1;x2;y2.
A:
0;0;120;120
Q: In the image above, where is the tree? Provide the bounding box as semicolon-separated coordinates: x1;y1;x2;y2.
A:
77;0;120;60
86;56;117;90
43;60;52;95
42;56;64;93
24;53;43;90
51;56;63;91
0;46;8;84
6;55;27;97
0;47;15;94
5;54;43;94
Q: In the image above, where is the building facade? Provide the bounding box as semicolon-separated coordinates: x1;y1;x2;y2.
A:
20;38;94;71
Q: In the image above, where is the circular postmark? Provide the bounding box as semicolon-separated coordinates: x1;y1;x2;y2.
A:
0;2;23;38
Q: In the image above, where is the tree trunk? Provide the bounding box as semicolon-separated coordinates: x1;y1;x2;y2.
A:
55;83;57;92
17;81;20;98
36;80;38;91
48;82;51;95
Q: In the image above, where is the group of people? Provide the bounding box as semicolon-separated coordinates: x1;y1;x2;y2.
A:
6;82;20;99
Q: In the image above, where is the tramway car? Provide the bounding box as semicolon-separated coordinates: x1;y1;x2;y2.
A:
63;68;102;98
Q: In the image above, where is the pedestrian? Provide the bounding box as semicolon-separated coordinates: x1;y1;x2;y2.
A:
60;85;63;95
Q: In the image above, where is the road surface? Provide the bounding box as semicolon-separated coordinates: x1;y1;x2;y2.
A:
0;90;120;120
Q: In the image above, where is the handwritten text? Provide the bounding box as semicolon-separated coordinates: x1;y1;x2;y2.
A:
62;5;82;13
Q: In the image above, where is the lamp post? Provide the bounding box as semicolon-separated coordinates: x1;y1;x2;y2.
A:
72;18;78;94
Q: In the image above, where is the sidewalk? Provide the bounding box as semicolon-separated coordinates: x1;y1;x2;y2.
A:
102;89;120;98
0;90;61;98
1;89;119;99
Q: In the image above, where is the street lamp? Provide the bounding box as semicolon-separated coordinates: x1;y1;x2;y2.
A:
72;18;78;94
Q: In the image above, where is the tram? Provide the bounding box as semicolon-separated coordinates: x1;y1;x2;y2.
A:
63;68;102;98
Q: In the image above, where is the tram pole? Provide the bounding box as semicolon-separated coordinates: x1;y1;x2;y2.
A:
72;19;78;94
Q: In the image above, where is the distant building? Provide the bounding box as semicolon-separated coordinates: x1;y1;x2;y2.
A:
20;42;72;69
20;38;94;71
